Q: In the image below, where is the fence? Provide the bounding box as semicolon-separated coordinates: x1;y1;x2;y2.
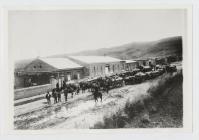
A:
14;84;54;100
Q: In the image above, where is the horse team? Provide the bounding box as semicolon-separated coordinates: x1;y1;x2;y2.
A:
46;64;177;104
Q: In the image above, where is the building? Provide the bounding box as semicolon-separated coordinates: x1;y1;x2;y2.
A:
146;57;156;66
67;56;125;77
155;57;168;65
166;55;182;63
14;58;84;89
134;58;148;67
133;58;157;67
15;58;35;89
125;60;138;71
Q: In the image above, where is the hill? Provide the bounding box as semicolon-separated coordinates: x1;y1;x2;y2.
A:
92;71;183;128
51;36;182;60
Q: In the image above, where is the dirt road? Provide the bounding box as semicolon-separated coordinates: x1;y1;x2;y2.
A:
14;77;160;130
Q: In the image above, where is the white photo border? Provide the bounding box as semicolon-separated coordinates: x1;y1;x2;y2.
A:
0;3;197;140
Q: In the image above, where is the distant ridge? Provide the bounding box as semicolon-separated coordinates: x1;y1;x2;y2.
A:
51;36;182;60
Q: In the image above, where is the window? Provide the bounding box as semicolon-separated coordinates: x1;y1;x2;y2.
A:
73;74;78;80
33;66;36;69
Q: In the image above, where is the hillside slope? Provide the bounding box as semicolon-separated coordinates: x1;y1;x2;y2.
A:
71;36;182;59
92;71;183;128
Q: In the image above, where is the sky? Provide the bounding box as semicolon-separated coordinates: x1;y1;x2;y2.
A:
8;9;186;61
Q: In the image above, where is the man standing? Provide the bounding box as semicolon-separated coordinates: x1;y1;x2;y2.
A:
64;87;68;102
56;82;59;90
45;91;51;105
57;88;61;102
62;80;66;89
52;89;57;104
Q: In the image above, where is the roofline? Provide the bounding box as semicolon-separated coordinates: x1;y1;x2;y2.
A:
53;67;84;72
15;58;36;71
87;60;125;64
38;58;83;70
15;67;84;74
126;62;137;64
34;58;59;70
68;55;125;64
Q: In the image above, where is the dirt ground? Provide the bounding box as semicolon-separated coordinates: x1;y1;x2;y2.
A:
14;78;160;129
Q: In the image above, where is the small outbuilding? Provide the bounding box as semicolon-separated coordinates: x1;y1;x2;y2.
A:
14;57;84;89
125;60;138;71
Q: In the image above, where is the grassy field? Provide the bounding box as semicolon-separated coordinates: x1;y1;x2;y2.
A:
92;71;183;128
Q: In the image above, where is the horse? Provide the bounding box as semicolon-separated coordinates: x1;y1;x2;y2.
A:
91;84;102;102
93;91;102;102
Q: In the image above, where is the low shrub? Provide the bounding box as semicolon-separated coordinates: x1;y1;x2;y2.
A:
124;100;145;119
92;110;128;129
92;71;183;129
148;71;183;99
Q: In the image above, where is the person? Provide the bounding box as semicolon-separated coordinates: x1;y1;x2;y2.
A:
92;83;102;102
122;79;125;87
52;89;58;104
105;79;110;94
62;80;66;89
76;85;80;95
70;86;74;98
45;91;51;105
64;87;68;102
56;82;59;90
57;88;61;102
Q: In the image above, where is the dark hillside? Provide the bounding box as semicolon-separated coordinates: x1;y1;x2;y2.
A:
51;36;182;60
92;71;183;128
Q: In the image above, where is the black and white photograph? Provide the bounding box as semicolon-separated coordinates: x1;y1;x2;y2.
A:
6;7;191;130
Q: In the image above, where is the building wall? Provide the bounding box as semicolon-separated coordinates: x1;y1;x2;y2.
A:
88;61;125;77
50;68;84;88
14;72;51;89
66;56;125;77
145;59;156;66
125;62;138;71
136;59;157;67
62;68;84;81
14;84;52;100
137;60;146;66
14;73;25;89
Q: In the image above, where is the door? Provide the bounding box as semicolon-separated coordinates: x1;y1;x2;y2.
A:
77;73;80;80
105;65;110;75
67;74;71;81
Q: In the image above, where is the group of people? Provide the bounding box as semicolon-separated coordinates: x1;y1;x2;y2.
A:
45;77;116;105
45;81;81;105
45;85;62;105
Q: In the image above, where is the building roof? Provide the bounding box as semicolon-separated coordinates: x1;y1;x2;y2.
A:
133;58;148;61
15;57;83;72
125;60;137;64
15;58;35;71
69;56;123;64
39;58;83;70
